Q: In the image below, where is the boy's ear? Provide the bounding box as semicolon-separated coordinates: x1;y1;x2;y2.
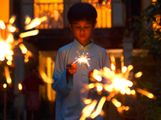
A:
94;20;97;27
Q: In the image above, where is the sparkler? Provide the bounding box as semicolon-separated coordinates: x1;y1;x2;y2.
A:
0;16;47;85
80;65;155;120
73;52;90;67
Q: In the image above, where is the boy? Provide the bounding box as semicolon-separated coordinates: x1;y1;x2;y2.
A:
52;2;110;120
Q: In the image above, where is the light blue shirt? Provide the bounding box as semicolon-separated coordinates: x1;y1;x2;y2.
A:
53;40;110;120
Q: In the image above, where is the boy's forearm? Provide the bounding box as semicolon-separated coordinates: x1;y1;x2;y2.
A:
53;70;73;96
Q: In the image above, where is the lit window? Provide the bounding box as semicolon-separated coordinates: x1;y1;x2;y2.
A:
34;0;64;29
152;0;157;3
0;0;10;22
82;0;112;28
107;49;124;73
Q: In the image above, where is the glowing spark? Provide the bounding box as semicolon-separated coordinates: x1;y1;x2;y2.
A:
0;16;46;85
19;29;39;38
137;88;155;99
4;66;12;85
80;100;97;120
25;16;47;30
9;16;16;24
81;65;155;119
3;83;7;89
90;97;106;119
0;20;6;29
112;98;121;107
0;40;13;61
135;71;143;78
18;83;23;91
73;52;90;67
25;16;31;25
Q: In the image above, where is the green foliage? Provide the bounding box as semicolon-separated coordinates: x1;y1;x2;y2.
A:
141;1;161;58
131;52;161;120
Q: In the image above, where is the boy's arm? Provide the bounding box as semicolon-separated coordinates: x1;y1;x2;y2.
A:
52;51;73;97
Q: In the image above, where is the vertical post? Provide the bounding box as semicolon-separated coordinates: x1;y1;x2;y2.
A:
11;0;26;119
123;34;133;66
11;0;23;30
14;47;25;120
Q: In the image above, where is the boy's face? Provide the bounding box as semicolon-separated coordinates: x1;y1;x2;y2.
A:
70;20;95;46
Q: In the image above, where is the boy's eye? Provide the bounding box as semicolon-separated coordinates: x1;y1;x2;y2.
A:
73;26;92;31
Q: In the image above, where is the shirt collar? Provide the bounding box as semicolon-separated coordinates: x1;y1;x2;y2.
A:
73;39;94;50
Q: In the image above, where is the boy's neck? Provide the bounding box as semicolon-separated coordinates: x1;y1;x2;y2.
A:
78;40;92;47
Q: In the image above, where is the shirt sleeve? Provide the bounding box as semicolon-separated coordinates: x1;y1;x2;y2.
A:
52;50;73;97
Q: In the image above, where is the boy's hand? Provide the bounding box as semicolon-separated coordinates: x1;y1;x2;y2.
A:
66;63;77;75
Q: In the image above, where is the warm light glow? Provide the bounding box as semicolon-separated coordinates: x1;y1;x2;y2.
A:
0;40;13;61
25;16;47;30
7;24;16;33
0;0;9;22
81;64;155;119
135;71;143;78
90;96;106;119
152;0;157;3
9;16;16;24
80;100;98;120
0;20;6;30
73;52;90;67
18;83;23;91
88;0;112;28
25;16;31;25
19;43;28;54
39;68;53;84
4;66;12;84
0;16;46;87
137;88;155;99
19;30;39;38
91;69;102;82
34;0;64;29
3;83;7;89
112;98;121;108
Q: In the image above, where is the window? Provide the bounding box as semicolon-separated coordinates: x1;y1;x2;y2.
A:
107;49;124;73
82;0;112;28
34;0;112;29
34;0;64;29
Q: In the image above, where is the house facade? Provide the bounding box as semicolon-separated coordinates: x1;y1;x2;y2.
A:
1;0;154;103
1;0;153;100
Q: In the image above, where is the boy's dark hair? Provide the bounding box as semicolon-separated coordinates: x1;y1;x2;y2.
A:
67;2;97;25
